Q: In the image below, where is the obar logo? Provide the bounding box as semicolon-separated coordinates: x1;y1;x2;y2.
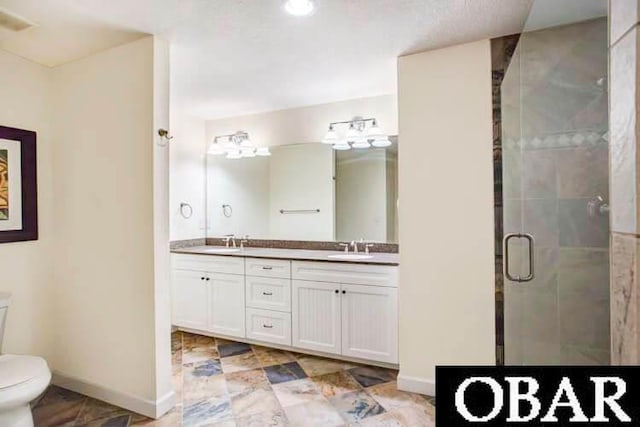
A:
437;367;640;426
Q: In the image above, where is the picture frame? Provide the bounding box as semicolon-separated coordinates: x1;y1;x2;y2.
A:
0;125;38;244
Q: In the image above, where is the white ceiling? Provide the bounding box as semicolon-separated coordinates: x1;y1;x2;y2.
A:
0;0;535;119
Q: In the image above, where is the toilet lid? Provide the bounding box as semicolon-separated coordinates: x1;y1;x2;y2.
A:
0;354;50;389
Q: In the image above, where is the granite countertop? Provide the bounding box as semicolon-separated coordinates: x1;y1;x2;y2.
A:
171;245;399;266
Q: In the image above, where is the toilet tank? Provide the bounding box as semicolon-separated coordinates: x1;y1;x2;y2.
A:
0;293;10;354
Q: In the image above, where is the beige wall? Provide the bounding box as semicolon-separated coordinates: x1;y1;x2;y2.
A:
397;39;495;394
206;94;397;148
0;36;172;417
0;50;54;359
50;36;171;407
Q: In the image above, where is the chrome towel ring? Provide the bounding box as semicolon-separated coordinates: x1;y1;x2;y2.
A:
179;203;193;219
222;204;233;218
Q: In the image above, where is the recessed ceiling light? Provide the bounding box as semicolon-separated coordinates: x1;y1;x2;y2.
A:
284;0;316;16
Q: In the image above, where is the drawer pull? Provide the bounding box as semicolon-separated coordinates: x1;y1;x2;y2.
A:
263;324;273;329
262;292;273;296
262;266;273;270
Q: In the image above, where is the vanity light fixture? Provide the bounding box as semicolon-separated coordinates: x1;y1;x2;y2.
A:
208;142;226;155
241;147;256;158
351;138;371;149
209;131;271;159
332;142;352;151
226;150;242;160
322;124;338;144
371;136;392;148
322;117;392;150
256;147;272;157
345;122;360;139
366;120;383;138
284;0;315;16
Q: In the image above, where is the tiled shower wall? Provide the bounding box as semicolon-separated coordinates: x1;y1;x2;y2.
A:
501;18;610;365
610;1;640;364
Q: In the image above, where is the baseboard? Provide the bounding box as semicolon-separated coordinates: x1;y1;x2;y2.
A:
52;371;176;419
397;373;436;396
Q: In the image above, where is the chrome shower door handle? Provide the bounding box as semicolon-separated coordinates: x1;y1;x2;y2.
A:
503;233;535;283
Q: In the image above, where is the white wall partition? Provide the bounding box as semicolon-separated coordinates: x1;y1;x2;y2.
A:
398;39;495;395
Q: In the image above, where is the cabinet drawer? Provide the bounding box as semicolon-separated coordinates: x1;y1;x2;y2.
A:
245;258;291;279
246;276;291;312
172;254;244;275
246;308;291;346
292;261;398;287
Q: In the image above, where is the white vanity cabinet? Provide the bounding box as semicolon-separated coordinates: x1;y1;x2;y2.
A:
292;280;342;354
340;283;398;363
292;261;398;364
171;253;398;365
171;269;209;330
208;273;246;337
171;254;246;339
244;258;293;346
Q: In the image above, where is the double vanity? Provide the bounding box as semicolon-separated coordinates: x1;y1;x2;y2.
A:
170;245;399;366
172;133;401;366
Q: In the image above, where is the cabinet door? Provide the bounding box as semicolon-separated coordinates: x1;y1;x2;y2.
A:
208;273;246;338
341;284;398;363
172;269;208;330
292;280;341;354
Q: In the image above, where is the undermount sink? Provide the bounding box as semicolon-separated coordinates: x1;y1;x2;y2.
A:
327;254;374;260
202;247;241;253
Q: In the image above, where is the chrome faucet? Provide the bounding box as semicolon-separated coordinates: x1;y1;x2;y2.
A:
339;243;350;253
350;238;366;254
223;234;236;248
240;235;249;250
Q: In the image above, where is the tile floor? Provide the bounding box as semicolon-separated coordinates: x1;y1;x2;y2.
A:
33;331;435;426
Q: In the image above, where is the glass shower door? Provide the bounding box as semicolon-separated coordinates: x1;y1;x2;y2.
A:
502;13;610;365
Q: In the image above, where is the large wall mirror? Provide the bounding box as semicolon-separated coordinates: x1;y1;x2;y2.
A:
206;138;398;243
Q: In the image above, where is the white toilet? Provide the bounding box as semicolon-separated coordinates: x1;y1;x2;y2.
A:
0;293;51;427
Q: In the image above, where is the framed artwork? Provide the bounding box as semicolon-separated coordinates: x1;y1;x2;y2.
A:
0;125;38;243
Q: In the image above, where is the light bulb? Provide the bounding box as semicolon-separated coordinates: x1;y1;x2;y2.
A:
366;120;384;138
352;139;371;149
322;126;338;144
332;142;351;151
371;137;392;148
345;123;360;139
256;147;271;156
226;150;242;159
208;142;225;155
241;148;256;158
284;0;315;16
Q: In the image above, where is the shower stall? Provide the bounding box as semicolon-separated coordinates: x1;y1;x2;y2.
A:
496;1;610;365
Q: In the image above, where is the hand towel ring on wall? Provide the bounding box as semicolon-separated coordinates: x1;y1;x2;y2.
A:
179;203;193;219
222;204;233;218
